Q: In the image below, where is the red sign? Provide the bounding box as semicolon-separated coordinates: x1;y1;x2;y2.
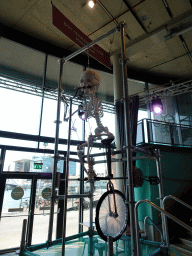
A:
52;4;112;69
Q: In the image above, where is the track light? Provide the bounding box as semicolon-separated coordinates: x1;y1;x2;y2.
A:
88;0;95;8
151;97;163;115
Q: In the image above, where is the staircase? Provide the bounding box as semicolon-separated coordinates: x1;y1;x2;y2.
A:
170;232;192;255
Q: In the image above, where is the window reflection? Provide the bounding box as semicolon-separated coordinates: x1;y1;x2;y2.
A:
3;151;64;173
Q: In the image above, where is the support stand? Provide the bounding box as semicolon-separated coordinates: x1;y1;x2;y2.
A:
17;219;27;254
107;236;113;256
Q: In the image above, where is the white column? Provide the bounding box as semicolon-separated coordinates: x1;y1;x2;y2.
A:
111;53;124;193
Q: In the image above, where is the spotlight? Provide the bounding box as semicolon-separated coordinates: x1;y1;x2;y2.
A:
88;0;95;8
78;104;86;120
151;97;163;115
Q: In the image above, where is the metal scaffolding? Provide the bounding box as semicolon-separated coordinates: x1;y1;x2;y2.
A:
46;21;141;256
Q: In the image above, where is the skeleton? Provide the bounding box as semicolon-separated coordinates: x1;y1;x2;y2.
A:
77;69;114;181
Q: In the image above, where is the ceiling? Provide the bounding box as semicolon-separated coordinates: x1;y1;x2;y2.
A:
1;0;192;89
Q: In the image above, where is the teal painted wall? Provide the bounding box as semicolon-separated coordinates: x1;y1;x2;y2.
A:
135;149;192;225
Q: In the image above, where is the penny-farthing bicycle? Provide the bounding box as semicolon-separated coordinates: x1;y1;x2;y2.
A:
95;138;129;242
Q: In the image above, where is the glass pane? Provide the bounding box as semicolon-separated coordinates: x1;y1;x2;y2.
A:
138;110;147;121
46;56;83;93
136;121;144;144
0;137;37;148
0;179;32;250
66;199;79;237
3;151;64;173
0;88;42;135
32;179;58;245
41;99;83;141
32;179;57;244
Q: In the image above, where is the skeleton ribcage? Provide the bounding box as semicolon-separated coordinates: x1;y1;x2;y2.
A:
83;98;103;119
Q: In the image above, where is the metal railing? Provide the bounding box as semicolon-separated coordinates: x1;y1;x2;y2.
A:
136;119;192;147
135;199;192;256
143;216;164;244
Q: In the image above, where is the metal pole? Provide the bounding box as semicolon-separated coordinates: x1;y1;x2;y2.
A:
107;236;113;256
88;180;94;256
48;59;64;244
79;119;85;233
62;27;118;63
156;149;169;247
38;53;48;149
62;98;73;256
20;219;27;253
119;22;137;255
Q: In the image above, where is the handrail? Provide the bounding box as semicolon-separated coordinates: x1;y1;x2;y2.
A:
135;199;192;256
143;216;164;244
163;195;192;211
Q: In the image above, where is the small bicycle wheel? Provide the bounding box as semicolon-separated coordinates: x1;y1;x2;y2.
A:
95;189;129;242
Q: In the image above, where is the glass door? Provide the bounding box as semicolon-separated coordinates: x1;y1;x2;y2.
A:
32;179;58;245
0;178;32;250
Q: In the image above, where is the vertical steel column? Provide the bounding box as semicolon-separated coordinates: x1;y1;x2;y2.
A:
142;119;145;144
79;119;85;233
26;177;37;246
89;180;94;256
107;236;113;256
120;22;138;255
48;59;64;244
62;98;73;256
145;82;152;120
79;66;86;233
156;149;169;247
0;148;7;220
0;147;6;174
38;54;48;149
20;219;27;253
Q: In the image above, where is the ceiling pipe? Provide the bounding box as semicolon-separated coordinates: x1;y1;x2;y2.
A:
165;22;192;39
162;0;192;65
162;0;173;18
96;0;119;26
67;0;145;51
122;0;147;33
96;0;131;40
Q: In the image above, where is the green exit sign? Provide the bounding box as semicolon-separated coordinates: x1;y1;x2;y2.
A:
34;163;43;169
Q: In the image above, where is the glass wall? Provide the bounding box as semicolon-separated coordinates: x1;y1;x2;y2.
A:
0;36;117;252
177;92;192;126
32;179;57;244
0;88;42;135
0;179;32;250
3;151;65;173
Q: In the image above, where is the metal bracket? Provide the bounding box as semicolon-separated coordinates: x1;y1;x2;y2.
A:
119;57;129;64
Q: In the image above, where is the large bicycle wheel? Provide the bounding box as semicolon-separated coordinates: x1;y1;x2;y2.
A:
95;190;129;242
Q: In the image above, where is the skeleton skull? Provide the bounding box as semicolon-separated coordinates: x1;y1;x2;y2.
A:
80;70;101;96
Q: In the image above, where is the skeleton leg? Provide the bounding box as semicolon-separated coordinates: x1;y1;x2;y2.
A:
77;136;96;181
77;143;88;175
86;135;96;180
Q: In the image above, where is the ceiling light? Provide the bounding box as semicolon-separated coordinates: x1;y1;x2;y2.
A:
88;0;95;8
151;97;163;115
